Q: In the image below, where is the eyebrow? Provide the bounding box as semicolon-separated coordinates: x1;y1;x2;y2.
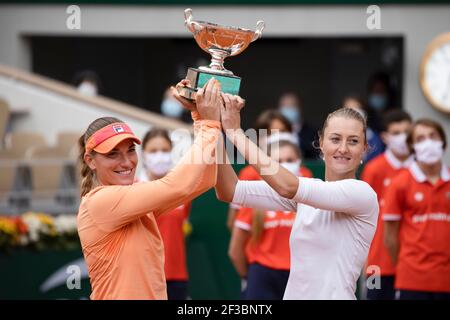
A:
329;133;361;138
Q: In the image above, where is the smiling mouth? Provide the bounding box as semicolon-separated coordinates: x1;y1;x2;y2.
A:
115;169;133;175
333;156;351;161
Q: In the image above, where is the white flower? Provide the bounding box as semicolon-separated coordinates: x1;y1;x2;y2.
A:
22;214;42;243
53;215;77;234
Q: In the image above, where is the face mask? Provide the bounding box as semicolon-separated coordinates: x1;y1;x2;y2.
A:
387;133;409;156
161;99;184;118
144;151;173;177
368;94;387;111
280;107;300;124
280;160;301;176
414;139;444;164
78;82;97;96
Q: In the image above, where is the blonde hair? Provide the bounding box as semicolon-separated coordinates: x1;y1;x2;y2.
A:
78;117;123;197
319;107;368;144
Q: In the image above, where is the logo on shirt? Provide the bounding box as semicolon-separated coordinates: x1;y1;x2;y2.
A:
266;211;277;219
383;178;391;187
414;192;424;202
112;125;125;133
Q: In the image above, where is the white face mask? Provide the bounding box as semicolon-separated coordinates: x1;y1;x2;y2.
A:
78;82;98;96
161;98;184;118
414;139;444;164
387;133;409;156
144;151;173;177
280;160;301;176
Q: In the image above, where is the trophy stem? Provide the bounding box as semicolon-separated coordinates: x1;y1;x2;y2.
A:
207;49;233;75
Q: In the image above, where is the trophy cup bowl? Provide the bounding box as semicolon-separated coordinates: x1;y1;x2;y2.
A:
179;8;265;100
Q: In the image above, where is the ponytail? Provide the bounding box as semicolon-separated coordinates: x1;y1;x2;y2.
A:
78;135;95;197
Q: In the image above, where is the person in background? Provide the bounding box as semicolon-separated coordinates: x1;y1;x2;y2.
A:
229;140;308;300
73;70;101;97
366;72;395;133
226;109;307;231
138;128;192;300
342;95;384;161
278;92;318;159
160;87;190;122
361;109;414;300
383;119;450;300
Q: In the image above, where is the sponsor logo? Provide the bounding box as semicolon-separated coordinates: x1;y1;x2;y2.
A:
414;192;424;202
412;213;450;223
112;125;125;133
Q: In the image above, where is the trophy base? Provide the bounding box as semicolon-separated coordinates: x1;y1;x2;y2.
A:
180;67;241;101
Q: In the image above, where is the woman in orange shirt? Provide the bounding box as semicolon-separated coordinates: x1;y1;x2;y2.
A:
138;128;191;300
229;141;309;299
77;79;221;300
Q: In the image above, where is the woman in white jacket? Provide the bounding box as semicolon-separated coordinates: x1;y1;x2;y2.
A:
215;95;379;300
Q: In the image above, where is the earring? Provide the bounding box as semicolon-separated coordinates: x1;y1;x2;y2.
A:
360;159;363;164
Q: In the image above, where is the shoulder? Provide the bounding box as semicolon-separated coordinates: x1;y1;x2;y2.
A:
334;179;378;207
84;184;129;198
348;179;378;198
350;180;379;217
83;185;107;199
82;184;134;209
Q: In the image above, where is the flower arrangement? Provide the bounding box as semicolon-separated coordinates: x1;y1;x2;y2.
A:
0;212;80;252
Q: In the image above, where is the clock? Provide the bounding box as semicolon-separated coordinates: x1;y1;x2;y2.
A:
420;32;450;114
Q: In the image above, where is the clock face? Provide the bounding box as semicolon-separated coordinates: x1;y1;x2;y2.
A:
421;33;450;114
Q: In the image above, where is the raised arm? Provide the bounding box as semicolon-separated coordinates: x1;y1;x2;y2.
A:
220;93;299;200
87;79;222;231
219;94;377;218
215;98;296;212
292;178;378;217
215;134;239;203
